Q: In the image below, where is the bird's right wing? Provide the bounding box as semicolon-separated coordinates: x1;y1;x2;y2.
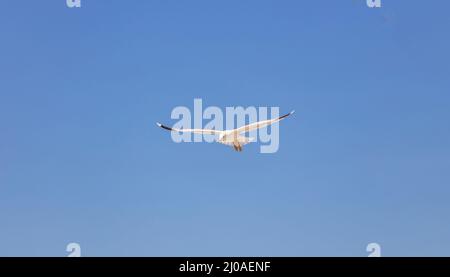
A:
156;123;223;135
231;110;295;135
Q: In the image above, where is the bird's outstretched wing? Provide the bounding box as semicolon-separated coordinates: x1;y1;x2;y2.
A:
231;110;295;134
156;123;224;135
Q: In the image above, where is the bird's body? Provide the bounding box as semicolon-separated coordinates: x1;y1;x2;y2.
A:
217;132;255;152
157;110;294;152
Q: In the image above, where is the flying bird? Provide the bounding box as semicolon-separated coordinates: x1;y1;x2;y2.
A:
157;110;295;152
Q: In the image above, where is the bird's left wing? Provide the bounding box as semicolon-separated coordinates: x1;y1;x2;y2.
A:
156;123;224;135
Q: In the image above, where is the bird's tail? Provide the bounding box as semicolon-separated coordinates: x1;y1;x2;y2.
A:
238;136;255;146
231;136;255;152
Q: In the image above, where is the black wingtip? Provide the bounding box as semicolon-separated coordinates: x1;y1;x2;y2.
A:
156;122;173;131
279;110;295;120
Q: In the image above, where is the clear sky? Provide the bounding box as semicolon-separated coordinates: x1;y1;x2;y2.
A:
0;0;449;256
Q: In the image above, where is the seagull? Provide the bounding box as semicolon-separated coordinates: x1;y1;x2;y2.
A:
157;110;295;152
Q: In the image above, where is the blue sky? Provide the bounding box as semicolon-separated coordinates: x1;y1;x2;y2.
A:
0;0;449;256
